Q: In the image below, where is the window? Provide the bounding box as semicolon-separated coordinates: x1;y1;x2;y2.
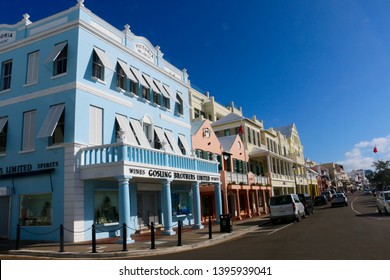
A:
130;80;138;95
153;91;161;105
162;95;170;109
1;60;12;91
141;86;150;101
19;193;52;226
94;191;119;224
194;108;200;118
46;42;68;76
89;106;103;145
54;43;67;76
178;134;190;155
116;62;126;90
172;192;191;215
176;93;184;115
92;50;104;80
22;110;36;151
224;129;230;136
26;51;39;84
50;110;65;145
37;104;65;145
0;117;8;153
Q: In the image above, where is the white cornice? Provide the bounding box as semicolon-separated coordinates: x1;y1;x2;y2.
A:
0;82;75;107
75;82;133;109
0;82;133;110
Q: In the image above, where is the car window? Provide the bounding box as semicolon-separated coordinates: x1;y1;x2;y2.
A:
385;193;390;200
270;195;292;205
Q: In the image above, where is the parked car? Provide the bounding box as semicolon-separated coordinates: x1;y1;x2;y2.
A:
321;191;332;202
331;193;348;207
297;193;314;215
376;191;390;214
314;195;327;206
363;188;371;195
269;194;305;224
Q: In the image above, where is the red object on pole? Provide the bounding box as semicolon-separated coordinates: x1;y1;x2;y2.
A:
373;146;378;153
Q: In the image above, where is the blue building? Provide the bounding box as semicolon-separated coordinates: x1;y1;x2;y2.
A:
0;0;221;242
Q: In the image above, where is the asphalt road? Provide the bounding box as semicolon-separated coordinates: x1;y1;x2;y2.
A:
136;192;390;260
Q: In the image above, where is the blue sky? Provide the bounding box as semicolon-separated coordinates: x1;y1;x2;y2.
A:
3;0;390;172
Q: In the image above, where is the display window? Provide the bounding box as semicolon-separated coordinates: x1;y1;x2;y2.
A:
172;192;191;215
94;191;119;224
19;193;52;226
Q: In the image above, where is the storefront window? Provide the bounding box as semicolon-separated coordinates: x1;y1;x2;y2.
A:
172;192;190;215
94;191;119;224
19;194;52;226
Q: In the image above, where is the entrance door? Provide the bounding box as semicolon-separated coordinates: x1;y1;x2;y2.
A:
0;196;10;239
137;192;159;227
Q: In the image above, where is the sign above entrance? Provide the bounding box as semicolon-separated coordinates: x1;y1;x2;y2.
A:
127;167;219;183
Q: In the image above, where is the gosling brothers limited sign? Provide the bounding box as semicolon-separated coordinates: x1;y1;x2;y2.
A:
0;31;16;47
128;167;219;182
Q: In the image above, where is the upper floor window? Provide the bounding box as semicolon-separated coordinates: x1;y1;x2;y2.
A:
37;104;65;145
162;95;170;110
116;62;126;91
130;80;138;95
54;43;67;76
0;116;8;154
176;93;184;115
1;60;12;91
46;42;68;76
89;106;103;145
92;47;112;82
92;50;104;81
142;86;150;101
22;110;36;151
26;51;39;84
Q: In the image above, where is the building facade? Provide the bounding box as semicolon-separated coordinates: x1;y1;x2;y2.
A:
0;1;220;242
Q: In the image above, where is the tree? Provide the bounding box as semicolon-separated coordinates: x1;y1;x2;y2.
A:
371;160;390;190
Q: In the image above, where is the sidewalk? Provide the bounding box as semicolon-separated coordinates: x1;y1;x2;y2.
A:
0;215;269;259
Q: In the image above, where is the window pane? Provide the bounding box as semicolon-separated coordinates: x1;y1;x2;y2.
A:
172;192;190;215
94;191;119;224
19;194;52;226
1;60;12;90
54;44;67;76
92;51;104;80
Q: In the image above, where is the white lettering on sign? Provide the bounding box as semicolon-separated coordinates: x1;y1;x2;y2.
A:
127;167;219;182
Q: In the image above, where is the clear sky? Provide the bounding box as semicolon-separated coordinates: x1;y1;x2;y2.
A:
2;0;390;172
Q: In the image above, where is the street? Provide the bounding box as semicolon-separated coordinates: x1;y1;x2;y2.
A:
136;192;390;260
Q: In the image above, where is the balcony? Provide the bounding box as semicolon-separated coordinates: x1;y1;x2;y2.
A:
223;171;269;186
78;143;220;180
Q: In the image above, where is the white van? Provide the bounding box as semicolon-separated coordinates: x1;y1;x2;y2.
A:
269;194;305;224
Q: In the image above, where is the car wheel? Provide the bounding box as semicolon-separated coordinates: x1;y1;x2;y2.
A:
345;202;348;206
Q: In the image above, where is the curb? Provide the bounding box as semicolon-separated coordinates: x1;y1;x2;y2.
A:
6;224;262;259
